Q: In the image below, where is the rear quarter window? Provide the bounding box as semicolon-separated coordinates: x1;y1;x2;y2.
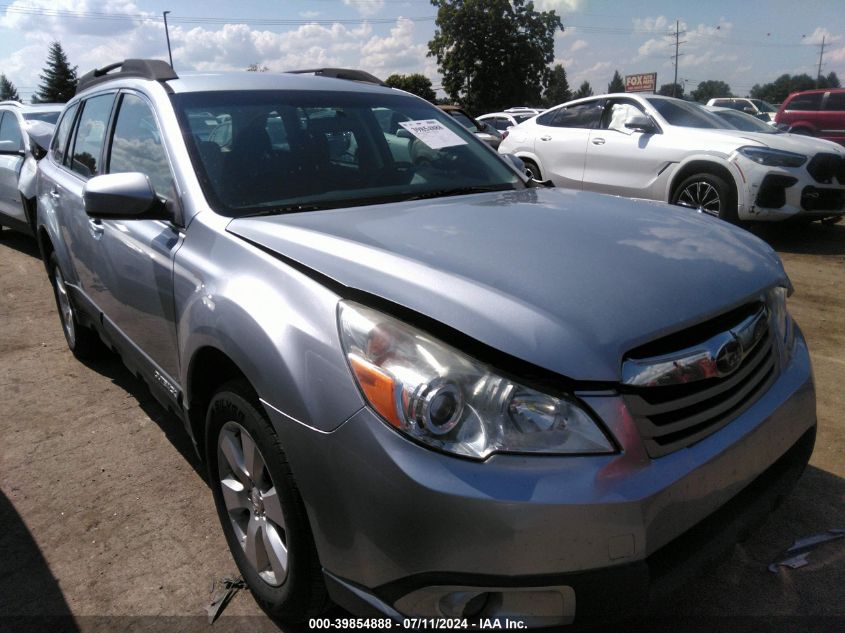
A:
823;92;845;111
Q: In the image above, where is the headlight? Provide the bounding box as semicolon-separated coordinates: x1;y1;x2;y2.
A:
338;301;614;459
738;146;807;167
768;285;795;366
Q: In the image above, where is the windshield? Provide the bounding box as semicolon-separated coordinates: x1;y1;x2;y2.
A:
513;114;534;123
173;90;520;217
646;98;725;129
750;99;777;113
24;111;60;124
711;109;779;134
448;110;477;130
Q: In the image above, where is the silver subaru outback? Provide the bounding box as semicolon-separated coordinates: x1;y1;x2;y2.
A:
37;60;816;628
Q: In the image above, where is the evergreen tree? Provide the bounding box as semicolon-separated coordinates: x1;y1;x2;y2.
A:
0;74;20;101
607;70;625;93
35;42;77;103
572;80;593;99
543;63;571;106
690;80;732;103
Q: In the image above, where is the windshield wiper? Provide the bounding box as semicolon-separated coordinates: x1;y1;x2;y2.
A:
241;203;323;218
406;185;515;201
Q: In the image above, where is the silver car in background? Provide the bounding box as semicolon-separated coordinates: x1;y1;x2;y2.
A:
37;61;816;628
0;100;62;236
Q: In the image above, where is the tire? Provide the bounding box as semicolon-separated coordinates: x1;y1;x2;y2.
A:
789;127;812;136
671;172;738;223
522;158;541;181
206;380;327;623
47;252;104;359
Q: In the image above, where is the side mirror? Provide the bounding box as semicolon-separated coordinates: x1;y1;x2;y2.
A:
0;139;24;155
83;172;164;219
624;114;656;133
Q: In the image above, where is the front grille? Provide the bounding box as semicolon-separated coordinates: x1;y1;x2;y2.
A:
806;153;845;184
623;307;778;458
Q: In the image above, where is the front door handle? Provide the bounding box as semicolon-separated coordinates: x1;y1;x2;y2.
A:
540;135;552;141
88;218;104;239
591;137;606;145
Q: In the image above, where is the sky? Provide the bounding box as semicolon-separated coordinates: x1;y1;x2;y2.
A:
0;0;842;104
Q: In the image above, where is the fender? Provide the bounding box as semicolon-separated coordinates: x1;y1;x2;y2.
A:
176;215;365;435
663;152;747;213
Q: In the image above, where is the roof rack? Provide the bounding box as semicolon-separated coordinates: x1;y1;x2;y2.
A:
76;59;178;95
0;100;22;108
285;68;386;86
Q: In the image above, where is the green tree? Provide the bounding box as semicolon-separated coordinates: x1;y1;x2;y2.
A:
0;74;20;101
750;73;817;104
543;63;571;106
572;80;593;99
825;71;841;89
428;0;563;113
385;73;437;102
690;80;732;103
34;42;77;103
657;82;684;98
246;63;269;72
607;69;624;93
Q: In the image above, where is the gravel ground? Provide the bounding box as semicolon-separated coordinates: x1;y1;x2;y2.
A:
1;221;843;633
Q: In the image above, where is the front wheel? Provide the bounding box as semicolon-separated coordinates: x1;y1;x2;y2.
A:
522;158;542;181
671;172;738;223
206;381;327;623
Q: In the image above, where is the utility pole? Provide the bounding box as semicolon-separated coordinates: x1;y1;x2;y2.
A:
671;20;686;98
163;11;174;70
817;35;826;88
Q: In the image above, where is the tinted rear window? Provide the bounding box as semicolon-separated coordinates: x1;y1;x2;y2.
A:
824;92;845;111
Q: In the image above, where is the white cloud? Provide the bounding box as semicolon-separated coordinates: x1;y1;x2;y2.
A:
534;0;586;12
1;0;148;37
360;17;429;76
570;39;588;52
342;0;385;17
802;27;842;46
633;16;670;33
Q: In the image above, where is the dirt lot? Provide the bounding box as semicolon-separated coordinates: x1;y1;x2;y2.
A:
1;222;843;633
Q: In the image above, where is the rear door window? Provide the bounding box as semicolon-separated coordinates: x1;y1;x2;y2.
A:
786;93;822;111
51;102;79;165
69;93;116;178
549;102;604;129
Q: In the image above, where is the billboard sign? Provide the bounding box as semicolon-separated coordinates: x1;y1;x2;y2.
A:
625;73;657;93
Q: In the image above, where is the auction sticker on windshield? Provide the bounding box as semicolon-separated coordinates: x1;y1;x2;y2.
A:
399;119;468;149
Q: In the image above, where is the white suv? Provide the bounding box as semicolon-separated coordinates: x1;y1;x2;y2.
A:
499;93;845;223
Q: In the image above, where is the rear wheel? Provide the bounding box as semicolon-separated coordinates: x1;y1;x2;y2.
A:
206;380;327;623
671;172;738;223
789;126;812;136
522;158;541;181
47;252;104;359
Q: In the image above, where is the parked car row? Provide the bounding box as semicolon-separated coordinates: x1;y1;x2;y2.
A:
499;92;845;224
2;62;820;629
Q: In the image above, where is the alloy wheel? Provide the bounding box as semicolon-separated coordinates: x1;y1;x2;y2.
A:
217;421;288;586
53;267;76;348
676;181;721;216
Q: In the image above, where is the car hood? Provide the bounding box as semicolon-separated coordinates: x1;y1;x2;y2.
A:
227;188;787;382
729;130;845;154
